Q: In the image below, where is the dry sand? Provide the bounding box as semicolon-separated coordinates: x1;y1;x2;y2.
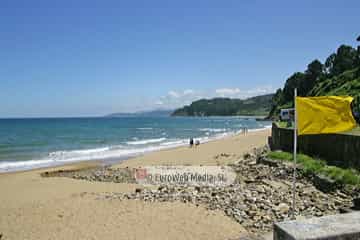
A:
0;129;270;240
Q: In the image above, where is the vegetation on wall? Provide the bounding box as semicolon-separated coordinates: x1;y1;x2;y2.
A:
267;151;360;186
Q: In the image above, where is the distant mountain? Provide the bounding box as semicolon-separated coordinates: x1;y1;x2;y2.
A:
171;94;274;117
106;109;173;118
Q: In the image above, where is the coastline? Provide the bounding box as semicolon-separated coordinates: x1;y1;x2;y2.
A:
0;128;270;240
0;125;271;175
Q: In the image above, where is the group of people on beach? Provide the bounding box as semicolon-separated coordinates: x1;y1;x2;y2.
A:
189;138;200;147
189;127;249;147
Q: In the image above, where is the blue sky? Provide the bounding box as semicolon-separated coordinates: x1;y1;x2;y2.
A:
0;0;359;117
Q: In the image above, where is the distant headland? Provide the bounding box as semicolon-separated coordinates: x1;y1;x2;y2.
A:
171;94;274;117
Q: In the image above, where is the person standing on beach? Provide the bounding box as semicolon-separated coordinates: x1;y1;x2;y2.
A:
243;127;248;135
189;138;194;147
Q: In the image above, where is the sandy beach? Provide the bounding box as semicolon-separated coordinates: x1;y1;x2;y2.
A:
0;129;270;240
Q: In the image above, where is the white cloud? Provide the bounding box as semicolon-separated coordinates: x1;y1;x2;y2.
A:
215;88;241;97
155;100;164;105
168;90;180;98
152;85;275;110
215;86;275;99
183;89;194;95
153;89;199;109
167;89;195;98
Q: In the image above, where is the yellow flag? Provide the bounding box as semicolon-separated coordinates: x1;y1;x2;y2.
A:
296;96;356;135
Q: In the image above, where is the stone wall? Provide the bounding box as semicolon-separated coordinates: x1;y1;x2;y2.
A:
270;123;360;170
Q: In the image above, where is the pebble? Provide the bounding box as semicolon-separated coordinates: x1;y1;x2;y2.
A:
276;203;290;214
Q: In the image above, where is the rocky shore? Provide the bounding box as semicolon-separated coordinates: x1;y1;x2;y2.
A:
43;147;358;235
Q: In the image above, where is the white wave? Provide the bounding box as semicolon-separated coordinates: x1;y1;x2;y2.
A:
136;128;153;130
0;159;54;169
126;138;166;145
199;128;227;133
0;144;172;173
160;139;187;146
49;147;110;158
248;124;272;132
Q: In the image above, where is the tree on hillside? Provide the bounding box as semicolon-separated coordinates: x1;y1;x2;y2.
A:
325;45;357;76
272;88;283;106
306;59;323;76
325;53;336;75
330;45;357;76
283;72;306;102
303;59;324;94
356;35;360;77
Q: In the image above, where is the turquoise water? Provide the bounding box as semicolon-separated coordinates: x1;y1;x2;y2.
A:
0;117;271;172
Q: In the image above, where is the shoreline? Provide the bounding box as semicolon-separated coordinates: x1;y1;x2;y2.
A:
0;128;271;240
0;125;271;175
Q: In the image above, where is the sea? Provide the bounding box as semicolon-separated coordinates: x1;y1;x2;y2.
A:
0;116;271;173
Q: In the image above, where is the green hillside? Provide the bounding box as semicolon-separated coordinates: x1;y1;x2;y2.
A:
268;41;360;120
171;94;274;116
309;68;360;97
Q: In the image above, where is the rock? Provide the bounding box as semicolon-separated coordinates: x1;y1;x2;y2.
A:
295;215;307;221
339;207;353;214
259;158;279;167
313;174;337;193
244;177;256;184
221;153;231;157
276;203;290;214
314;211;323;217
243;153;252;159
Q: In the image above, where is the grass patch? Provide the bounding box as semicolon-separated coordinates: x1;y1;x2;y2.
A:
267;151;360;186
275;121;294;129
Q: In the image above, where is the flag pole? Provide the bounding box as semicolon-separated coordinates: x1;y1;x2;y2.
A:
292;88;297;219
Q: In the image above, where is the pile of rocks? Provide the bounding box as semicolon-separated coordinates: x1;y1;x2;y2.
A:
89;147;356;234
43;146;359;234
42;166;136;183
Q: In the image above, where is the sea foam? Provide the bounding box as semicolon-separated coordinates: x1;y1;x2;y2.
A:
126;138;166;145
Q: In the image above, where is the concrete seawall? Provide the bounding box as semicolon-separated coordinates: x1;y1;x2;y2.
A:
274;212;360;240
